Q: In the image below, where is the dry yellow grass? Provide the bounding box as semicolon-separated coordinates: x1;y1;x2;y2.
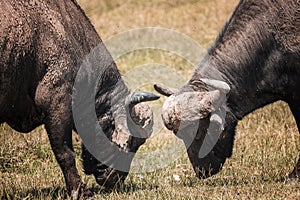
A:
1;0;299;199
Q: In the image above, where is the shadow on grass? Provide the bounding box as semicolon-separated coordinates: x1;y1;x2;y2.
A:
91;182;159;195
1;183;159;199
180;173;294;188
1;187;67;200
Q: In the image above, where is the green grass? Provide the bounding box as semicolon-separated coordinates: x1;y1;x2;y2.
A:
1;0;299;199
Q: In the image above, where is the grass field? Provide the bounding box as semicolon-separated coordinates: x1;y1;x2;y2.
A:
1;0;300;199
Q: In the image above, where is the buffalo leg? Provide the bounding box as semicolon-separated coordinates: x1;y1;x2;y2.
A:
288;102;300;179
44;104;93;198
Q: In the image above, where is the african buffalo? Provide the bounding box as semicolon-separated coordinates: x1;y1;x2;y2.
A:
155;0;300;180
0;0;159;197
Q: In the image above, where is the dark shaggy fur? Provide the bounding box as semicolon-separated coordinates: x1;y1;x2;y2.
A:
0;0;157;197
178;0;300;179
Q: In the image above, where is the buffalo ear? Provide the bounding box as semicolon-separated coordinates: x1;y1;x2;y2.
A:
154;84;179;97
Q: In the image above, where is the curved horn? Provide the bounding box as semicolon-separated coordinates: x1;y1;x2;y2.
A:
129;91;160;106
154;84;179;97
200;78;230;94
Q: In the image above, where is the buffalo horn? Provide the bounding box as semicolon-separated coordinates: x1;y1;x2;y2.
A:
129;92;160;106
200;78;230;94
154;84;179;97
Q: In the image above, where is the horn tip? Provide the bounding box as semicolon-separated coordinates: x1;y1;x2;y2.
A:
151;93;160;100
130;91;160;105
153;84;160;91
153;84;177;97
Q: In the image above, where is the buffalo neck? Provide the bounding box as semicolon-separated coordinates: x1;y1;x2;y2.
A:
191;0;285;120
94;65;130;118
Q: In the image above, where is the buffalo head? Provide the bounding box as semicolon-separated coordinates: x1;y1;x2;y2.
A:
79;89;159;189
155;78;235;178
